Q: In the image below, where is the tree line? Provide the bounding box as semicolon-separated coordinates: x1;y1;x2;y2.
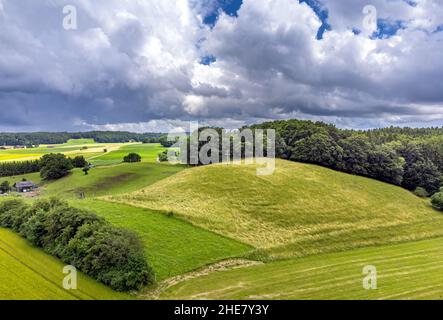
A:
248;120;443;195
0;131;164;146
0;198;155;291
0;160;41;177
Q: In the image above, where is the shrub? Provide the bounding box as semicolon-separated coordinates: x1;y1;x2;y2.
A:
40;154;73;180
123;153;141;163
0;181;10;194
0;199;155;291
413;187;429;198
158;151;169;162
431;192;443;211
71;156;88;168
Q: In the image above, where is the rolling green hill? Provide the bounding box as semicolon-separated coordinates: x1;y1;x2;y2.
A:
42;162;185;198
0;228;129;300
160;237;443;300
109;159;443;260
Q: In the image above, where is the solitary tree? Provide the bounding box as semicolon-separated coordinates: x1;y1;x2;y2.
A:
82;166;90;175
123;153;142;163
71;156;88;168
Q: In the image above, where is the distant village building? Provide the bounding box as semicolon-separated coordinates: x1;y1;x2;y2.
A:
14;181;37;193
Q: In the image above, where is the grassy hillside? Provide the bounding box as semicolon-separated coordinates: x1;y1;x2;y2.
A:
0;228;129;300
1;172;42;187
71;200;251;280
42;162;185;198
160;237;443;300
109;159;443;260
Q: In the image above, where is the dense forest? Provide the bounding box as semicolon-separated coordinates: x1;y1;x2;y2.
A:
248;120;443;195
0;131;164;146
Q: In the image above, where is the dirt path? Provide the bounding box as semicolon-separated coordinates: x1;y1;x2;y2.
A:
140;259;263;300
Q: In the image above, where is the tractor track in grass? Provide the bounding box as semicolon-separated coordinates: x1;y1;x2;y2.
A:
140;259;263;300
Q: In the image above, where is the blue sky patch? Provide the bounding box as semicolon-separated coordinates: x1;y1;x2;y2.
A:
372;19;407;39
200;55;217;65
299;0;331;40
203;0;243;27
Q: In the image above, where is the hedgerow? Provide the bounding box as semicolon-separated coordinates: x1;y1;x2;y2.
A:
0;198;155;291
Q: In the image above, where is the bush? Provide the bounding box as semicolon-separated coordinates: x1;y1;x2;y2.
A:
431;192;443;211
0;199;155;291
123;153;141;163
71;156;88;168
158;151;169;162
413;187;429;198
40;154;73;180
0;181;10;194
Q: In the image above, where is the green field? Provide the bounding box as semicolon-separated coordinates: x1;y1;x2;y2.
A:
160;237;443;300
109;159;443;260
2;145;443;300
0;139;127;163
88;143;166;166
65;138;95;145
42;162;185;198
71;200;251;280
0;228;129;300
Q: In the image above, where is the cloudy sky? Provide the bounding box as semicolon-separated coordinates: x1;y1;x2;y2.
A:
1;0;443;132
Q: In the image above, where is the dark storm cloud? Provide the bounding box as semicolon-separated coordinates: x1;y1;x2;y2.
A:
1;0;443;132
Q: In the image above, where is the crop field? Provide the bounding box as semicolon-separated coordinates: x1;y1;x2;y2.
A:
0;228;128;300
0;139;128;163
160;237;443;300
109;159;443;260
71;200;251;280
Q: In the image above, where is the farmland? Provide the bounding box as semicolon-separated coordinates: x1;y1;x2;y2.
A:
0;228;128;300
160;237;443;300
0;139;164;165
70;200;251;280
43;162;185;198
1;140;443;300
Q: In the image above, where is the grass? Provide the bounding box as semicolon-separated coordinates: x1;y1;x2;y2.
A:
0;228;129;300
70;200;251;280
42;162;185;198
160;237;443;300
65;138;95;145
89;143;166;166
0;172;42;187
109;159;443;260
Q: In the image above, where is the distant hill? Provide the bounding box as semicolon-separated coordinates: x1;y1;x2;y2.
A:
109;159;443;260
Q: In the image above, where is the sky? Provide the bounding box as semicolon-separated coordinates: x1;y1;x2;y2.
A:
1;0;443;132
